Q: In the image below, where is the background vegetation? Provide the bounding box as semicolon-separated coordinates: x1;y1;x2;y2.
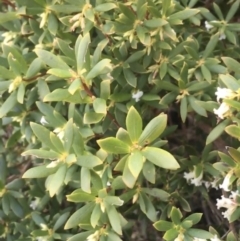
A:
1;0;240;240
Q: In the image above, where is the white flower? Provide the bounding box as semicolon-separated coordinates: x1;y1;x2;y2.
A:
216;193;238;220
210;235;221;241
219;33;226;40
174;233;184;241
216;195;235;210
210;178;219;190
132;90;143;102
193;238;207;241
107;181;111;187
215;87;234;102
40;116;48;125
230;190;239;199
184;170;203;187
190;173;203;186
183;171;195;181
213;102;230;119
219;172;232;191
30;199;38;210
205;21;213;31
203;181;211;189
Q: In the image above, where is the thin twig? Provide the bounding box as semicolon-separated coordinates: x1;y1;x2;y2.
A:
80;77;121;128
23;72;47;82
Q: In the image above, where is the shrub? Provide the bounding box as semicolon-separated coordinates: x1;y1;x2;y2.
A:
1;0;240;241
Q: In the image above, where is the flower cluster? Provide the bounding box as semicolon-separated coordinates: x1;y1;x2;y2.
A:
204;21;226;40
132;90;143;102
183;170;218;189
216;191;239;221
213;87;235;119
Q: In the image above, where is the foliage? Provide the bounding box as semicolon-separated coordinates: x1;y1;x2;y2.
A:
1;0;240;241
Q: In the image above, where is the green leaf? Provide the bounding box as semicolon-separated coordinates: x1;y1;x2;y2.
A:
76;34;90;74
93;98;107;114
163;229;178;241
64;119;74;152
95;3;116;12
142;188;169;201
142;147;180;170
0;66;15;79
68;231;94;241
35;49;69;69
81;167;91;193
123;68;137;88
97;137;130;154
206;119;230;145
125;50;146;63
0;91;17;118
226;1;239;22
187;229;213;239
68;78;81;95
122;159;137;188
153;220;173;231
142;161;156;184
143;18;168;28
227;232;237;241
30;122;59;152
47;68;74;78
225;125;240;139
213;3;224;20
22;149;60;160
0;12;19;24
222;57;240;73
47;164;67;197
64;202;95;229
44;89;91;103
203;33;219;58
170;207;182;224
201;65;211;82
219;74;240;91
116;128;132;146
138;114;167;146
184;213;202;225
86;59;112;80
126;106;142;142
53;212;70;231
228;147;240;164
17;82;25;104
104;196;124;206
10;197;24;218
66;189;96;202
76;155;103;168
22;165;57;178
110;93;131;102
5;130;21;148
100;79;110;100
180;97;188;123
139;192;157;221
50;132;65;154
106;205;122;235
188;96;207;117
168;9;199;20
25;58;43;79
128;151;144;179
83;112;105;124
49;4;84;13
90;204;101;228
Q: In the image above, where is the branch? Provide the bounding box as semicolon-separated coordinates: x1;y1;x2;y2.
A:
23;72;47;82
80;77;121;128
